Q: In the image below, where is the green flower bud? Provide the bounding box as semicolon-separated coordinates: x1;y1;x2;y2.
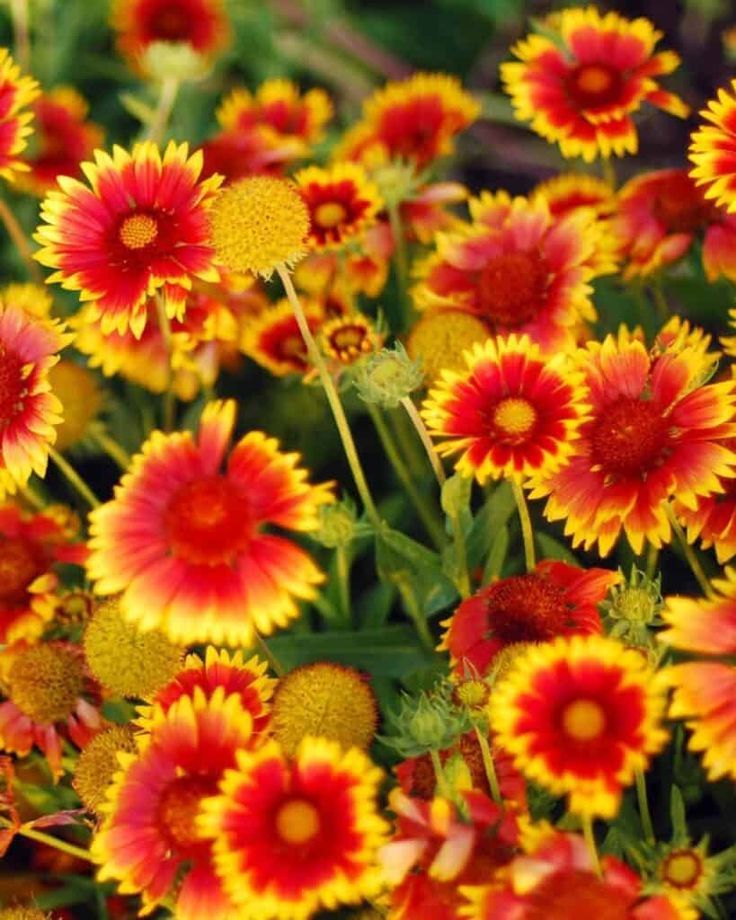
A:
371;160;422;209
354;343;423;409
313;501;357;548
141;42;210;82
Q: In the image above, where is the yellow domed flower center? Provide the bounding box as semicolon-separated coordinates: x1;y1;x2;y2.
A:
561;699;607;741
314;201;347;229
275;798;321;845
455;679;489;709
493;397;537;439
157;774;217;851
8;644;85;724
662;849;704;889
119;213;159;250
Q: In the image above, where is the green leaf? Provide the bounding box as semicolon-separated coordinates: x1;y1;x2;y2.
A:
376;527;458;617
467;481;516;569
536;532;578;565
483;523;510;582
670;785;689;841
118;92;155;125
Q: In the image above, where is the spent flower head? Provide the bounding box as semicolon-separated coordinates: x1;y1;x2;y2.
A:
382;683;470;757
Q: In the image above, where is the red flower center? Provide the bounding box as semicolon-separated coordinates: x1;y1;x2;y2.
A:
483;575;570;643
566;64;623;110
526;869;631;920
275;798;321;845
477;251;548;327
651;174;715;233
148;4;193;42
0;536;47;606
661;848;704;889
119;213;159;250
0;344;27;430
157;773;218;852
561;698;607;741
590;396;670;477
164;475;255;565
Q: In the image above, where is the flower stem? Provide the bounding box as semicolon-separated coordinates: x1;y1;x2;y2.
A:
19;482;46;511
635;769;655;843
667;506;714;598
601;158;616;189
0;197;42;283
395;574;435;649
473;725;502;805
10;0;31;72
366;403;445;549
581;814;602;878
429;748;451;799
146;76;180;145
252;630;285;678
645;542;659;580
387;202;410;325
278;264;381;530
335;543;352;625
651;280;670;322
400;396;446;487
49;448;101;509
155;294;176;433
92;429;131;470
510;478;535;572
18;824;92;863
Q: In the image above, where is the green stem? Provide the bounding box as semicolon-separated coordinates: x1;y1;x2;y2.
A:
473;725;502;805
49;448;101;509
395;575;435;649
92;429;131;470
429;748;451;799
155;294;176;433
19;482;46;511
252;630;285;678
581;814;602;877
450;511;471;599
0;197;42;283
645;542;659;580
635;769;655;844
387;201;409;324
651;280;670;322
601;158;616;189
510;478;535;572
366;404;445;550
10;0;31;72
400;396;446;487
145;76;180;145
335;543;352;625
17;824;92;863
278;265;381;530
667;506;714;598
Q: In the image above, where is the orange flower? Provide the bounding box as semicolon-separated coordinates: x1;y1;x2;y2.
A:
422;335;588;485
87;400;333;646
34;141;222;339
199;737;387;919
296;163;382;251
533;331;736;555
414;191;615;354
502;7;688;161
0;49;39;183
690;78;736;214
675;436;736;563
19;87;103;196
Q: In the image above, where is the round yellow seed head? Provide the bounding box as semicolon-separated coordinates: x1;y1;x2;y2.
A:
272;662;378;756
83;597;183;699
7;644;85;724
73;724;137;814
48;361;103;451
407;310;489;383
209;176;310;278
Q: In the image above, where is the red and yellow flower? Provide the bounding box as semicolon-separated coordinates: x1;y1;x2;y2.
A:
675;436;736;563
295;221;393;300
241;298;323;377
422;335;588;485
0;640;104;780
92;689;253;918
0;48;39;183
413;192;614;354
199;736;387;919
0;502;87;644
34;141;222;339
86;400;334;646
612;169;736;281
690;78;736;214
443;560;616;677
320;313;381;367
532;172;615;220
111;0;230;71
532;331;736;555
296;163;382;251
462;828;683;919
0;304;71;496
501;8;688;162
336;72;479;170
19;87;103;196
489;635;669;818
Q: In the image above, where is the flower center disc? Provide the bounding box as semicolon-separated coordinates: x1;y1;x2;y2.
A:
528;869;631;920
662;849;703;889
567;64;623;109
651;174;714;233
0;536;46;606
0;344;27;430
164;475;254;565
157;774;217;851
150;5;192;41
561;699;606;741
493;397;537;441
314;201;348;229
275;798;321;845
590;396;669;477
477;251;548;327
119;213;159;250
7;645;85;724
484;575;569;644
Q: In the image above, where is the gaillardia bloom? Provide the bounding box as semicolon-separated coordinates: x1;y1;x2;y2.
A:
34;141;222;338
111;0;230;71
489;635;669;818
86;400;334;646
532;331;736;555
531;172;615;220
296;163;382;251
0;305;71;496
612;169;736;281
0;49;39;182
443;560;616;677
422;335;588;485
199;737;387;919
241;298;322;377
413;191;614;354
690;78;736;214
501;8;688;161
92;689;253;918
335;72;479;170
0;502;87;644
